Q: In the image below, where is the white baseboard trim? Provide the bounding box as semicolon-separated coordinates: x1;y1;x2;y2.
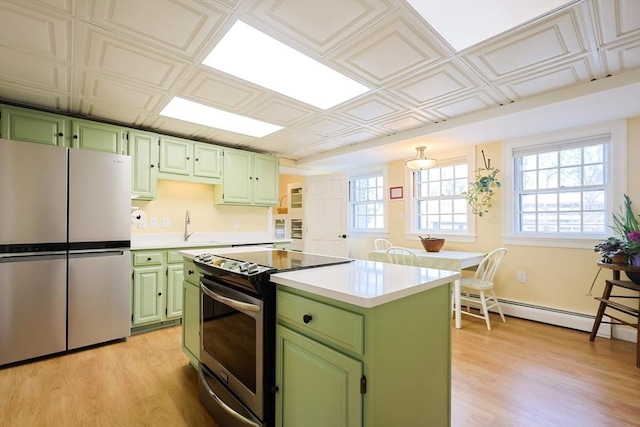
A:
495;299;637;343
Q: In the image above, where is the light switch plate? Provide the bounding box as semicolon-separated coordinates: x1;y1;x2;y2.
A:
162;217;171;228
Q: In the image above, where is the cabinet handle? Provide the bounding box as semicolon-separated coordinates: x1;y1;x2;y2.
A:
150;164;155;168
188;270;194;275
147;257;152;261
256;177;259;181
57;132;63;137
195;158;199;161
186;157;190;160
249;177;253;180
303;314;313;324
158;292;162;296
73;135;78;139
338;234;347;239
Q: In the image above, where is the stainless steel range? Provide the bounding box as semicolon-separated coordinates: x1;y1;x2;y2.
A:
193;249;353;427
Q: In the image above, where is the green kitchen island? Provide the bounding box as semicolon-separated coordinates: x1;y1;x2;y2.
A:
180;248;459;427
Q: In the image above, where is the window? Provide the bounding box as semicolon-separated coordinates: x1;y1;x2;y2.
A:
412;159;469;233
503;121;626;247
349;172;384;232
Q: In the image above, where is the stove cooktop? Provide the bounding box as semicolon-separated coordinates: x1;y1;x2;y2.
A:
193;249;353;278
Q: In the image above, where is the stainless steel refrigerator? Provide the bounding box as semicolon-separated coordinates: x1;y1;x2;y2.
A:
0;138;131;365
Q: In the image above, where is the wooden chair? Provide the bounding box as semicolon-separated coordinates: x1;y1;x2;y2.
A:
386;247;421;266
457;248;507;330
374;238;393;251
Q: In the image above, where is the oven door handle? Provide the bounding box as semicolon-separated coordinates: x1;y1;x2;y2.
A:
200;284;261;313
198;367;261;427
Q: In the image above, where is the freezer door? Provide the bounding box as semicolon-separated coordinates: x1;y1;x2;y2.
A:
68;250;131;350
0;255;67;365
68;149;131;244
0;139;67;248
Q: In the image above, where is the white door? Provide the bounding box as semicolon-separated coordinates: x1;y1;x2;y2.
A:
304;173;349;257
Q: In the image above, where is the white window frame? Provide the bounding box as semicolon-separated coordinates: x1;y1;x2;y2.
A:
502;120;627;249
406;149;476;243
348;167;388;237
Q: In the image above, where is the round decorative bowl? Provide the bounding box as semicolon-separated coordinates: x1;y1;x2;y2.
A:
420;237;445;252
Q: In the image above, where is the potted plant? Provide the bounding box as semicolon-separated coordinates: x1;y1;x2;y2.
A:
464;150;501;217
464;166;501;217
593;236;627;265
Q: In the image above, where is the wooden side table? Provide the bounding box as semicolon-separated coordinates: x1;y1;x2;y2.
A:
589;262;640;368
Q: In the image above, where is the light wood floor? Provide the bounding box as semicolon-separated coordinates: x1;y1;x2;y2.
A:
1;315;639;427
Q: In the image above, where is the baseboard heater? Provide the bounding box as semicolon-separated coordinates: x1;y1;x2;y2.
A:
470;297;637;343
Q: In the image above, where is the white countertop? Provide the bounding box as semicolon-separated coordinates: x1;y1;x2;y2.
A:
132;232;290;250
271;259;459;308
179;247;460;308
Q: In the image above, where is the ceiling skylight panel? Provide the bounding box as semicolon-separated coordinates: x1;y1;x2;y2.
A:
160;97;283;138
202;20;370;110
407;0;573;51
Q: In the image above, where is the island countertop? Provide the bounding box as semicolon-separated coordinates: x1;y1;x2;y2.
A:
180;248;459;308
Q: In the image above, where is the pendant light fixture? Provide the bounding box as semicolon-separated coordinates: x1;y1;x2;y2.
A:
405;146;436;170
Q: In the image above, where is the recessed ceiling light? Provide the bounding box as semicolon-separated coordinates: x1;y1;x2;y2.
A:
159;97;283;138
202;20;370;110
407;0;573;51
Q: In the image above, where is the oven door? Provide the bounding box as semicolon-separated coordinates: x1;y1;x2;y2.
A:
200;276;264;423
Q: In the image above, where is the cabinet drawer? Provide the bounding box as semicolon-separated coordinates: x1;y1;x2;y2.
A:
167;250;183;264
184;259;199;286
277;291;364;355
133;251;163;266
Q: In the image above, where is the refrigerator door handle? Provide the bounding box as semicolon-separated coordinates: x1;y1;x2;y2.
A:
68;250;126;258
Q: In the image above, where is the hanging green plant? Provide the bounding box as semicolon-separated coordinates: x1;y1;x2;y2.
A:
464;151;501;217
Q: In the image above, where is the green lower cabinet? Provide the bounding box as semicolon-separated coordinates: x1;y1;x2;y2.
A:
182;259;200;368
166;264;184;319
131;250;184;329
276;325;363;427
276;284;451;427
132;266;164;325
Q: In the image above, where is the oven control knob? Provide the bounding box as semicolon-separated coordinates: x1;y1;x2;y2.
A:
239;262;249;272
246;263;259;274
198;253;213;262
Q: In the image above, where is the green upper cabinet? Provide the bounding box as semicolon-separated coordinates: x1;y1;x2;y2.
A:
128;129;159;200
254;153;279;205
194;143;222;179
71;119;126;155
159;136;191;176
159;136;223;184
220;148;253;204
0;105;68;146
216;148;279;206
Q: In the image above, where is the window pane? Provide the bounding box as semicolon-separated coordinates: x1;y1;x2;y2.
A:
513;141;608;236
413;161;469;233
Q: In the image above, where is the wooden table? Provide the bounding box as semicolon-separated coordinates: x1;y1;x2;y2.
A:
368;249;485;329
589;262;640;368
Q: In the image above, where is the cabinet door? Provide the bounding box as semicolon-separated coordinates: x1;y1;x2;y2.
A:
254;153;279;206
0;106;67;146
193;143;222;179
128;130;159;200
132;266;164;325
222;148;253;204
166;264;184;319
276;325;362;427
182;280;200;367
159;136;192;175
71;119;124;154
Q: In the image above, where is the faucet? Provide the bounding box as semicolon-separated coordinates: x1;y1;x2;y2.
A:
184;210;193;241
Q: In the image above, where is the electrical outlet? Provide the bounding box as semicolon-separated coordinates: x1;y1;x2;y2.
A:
149;217;158;228
517;271;527;283
162;217;170;228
